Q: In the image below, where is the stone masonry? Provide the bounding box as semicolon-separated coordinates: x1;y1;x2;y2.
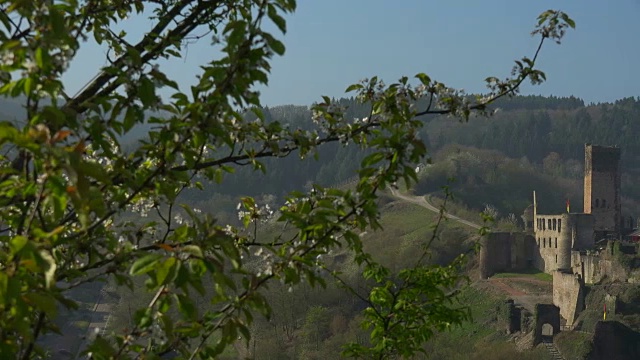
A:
583;144;621;237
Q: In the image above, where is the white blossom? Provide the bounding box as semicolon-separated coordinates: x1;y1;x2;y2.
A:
23;59;37;73
1;52;15;66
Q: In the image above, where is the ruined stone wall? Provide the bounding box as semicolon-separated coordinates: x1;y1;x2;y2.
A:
479;233;509;279
569;213;595;250
514;232;535;271
479;232;535;279
593;241;636;282
598;259;631;283
583;144;621;235
552;270;585;325
571;250;602;284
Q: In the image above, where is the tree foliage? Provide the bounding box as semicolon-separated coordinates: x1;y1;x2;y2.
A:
0;1;573;358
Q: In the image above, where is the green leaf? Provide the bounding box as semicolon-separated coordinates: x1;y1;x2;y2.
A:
268;37;285;56
563;14;576;28
130;254;163;276
24;292;58;318
156;257;178;285
35;48;44;68
0;272;7;303
176;293;198;320
138;77;156;107
80;159;110;183
9;236;27;257
345;83;364;93
48;7;65;35
415;73;431;85
123;105;143;132
181;245;203;258
268;4;287;33
0;122;18;143
361;152;385;168
24;77;33;94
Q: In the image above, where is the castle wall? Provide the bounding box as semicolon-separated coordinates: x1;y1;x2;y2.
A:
479;232;535;279
583;144;621;235
571;250;601;284
597;259;631;283
570;214;595;250
479;233;509;279
552;271;585;325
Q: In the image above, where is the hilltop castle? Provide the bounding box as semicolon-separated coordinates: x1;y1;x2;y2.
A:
479;145;628;279
479;144;639;329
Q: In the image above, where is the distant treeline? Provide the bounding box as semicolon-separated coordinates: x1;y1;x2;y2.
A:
427;96;640;166
4;94;640;209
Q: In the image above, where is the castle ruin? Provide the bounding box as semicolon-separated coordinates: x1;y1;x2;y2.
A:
479;144;637;331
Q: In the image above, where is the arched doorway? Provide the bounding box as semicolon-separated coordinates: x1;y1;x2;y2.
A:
533;304;561;345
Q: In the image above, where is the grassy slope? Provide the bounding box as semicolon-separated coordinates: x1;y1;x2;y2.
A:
103;187;551;359
423;285;552;360
554;331;593;360
493;268;553;282
364;195;552;359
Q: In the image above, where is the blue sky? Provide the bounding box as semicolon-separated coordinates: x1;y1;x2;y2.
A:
63;0;640;106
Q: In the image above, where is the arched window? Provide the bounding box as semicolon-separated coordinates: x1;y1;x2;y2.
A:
543;238;546;248
602;199;607;208
595;198;600;208
553;219;557;230
558;219;562;232
548;219;552;230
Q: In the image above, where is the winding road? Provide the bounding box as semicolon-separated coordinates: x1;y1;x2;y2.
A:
389;188;482;230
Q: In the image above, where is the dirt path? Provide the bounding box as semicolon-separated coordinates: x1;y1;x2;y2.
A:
498;276;553;287
484;277;553;312
389;188;481;230
489;278;527;296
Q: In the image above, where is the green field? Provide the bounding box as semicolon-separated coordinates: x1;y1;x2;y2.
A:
492;268;553;282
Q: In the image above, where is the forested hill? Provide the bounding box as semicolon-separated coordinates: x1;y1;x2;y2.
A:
425;96;640;166
212;94;640;202
2;95;640;203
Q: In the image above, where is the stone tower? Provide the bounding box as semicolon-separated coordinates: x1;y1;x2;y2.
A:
583;144;621;237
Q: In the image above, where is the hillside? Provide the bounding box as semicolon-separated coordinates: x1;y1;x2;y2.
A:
9;93;640;358
5;95;640;208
